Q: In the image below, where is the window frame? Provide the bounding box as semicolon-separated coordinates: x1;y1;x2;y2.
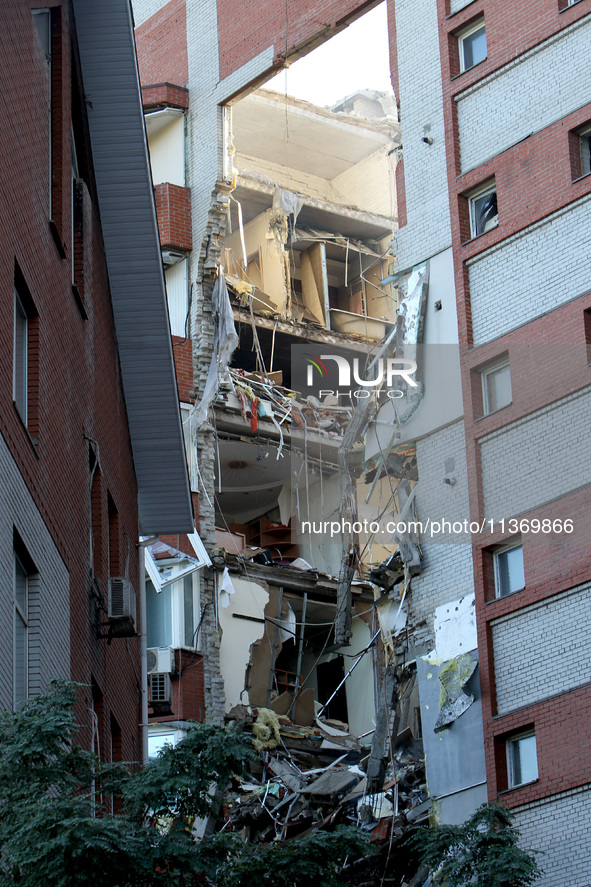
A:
468;179;498;239
481;358;512;415
146;559;201;652
579;124;591;177
458;18;487;73
13;290;29;425
493;541;525;599
506;730;538;788
14;552;29;708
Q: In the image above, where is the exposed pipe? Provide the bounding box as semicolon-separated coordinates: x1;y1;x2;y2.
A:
139;543;149;764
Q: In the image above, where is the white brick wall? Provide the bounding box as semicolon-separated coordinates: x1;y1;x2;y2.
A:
456;14;591;173
392;0;452;268
0;434;70;708
479;387;591;519
491;583;591;715
469;194;591;345
515;785;591;887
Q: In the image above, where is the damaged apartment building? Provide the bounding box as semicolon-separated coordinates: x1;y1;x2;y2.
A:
132;0;489;846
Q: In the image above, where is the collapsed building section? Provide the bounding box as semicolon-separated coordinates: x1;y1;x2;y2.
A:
135;2;488;871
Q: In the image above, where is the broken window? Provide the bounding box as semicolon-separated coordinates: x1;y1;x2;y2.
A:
468;180;498;238
481;357;511;415
494;542;525;598
458;19;487;73
507;731;538;788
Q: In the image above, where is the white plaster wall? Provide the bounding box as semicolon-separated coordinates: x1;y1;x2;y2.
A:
468;194;591;345
338;616;376;738
235;154;336;205
457;15;591;173
515;786;591;887
479;387;591;520
392;0;451;268
296;471;345;578
147;115;186;186
218;575;269;712
0;434;70;708
492;584;591;715
331;147;396;218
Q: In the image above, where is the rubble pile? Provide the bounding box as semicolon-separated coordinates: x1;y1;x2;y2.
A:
220;703;428;882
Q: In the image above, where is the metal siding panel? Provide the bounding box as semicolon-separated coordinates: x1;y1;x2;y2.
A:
73;0;193;533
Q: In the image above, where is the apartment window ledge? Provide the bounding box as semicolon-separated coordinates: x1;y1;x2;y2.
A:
12;403;39;456
572;171;591;184
497;778;539;795
451;56;487;81
49;219;66;259
473;400;513;423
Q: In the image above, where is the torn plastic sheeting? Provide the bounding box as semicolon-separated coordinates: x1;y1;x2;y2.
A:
394;260;428;425
272;186;303;223
219;567;236;608
434;653;478;733
193;273;239;430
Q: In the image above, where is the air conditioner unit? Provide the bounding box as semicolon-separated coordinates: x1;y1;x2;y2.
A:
149;672;172;705
108;577;137;630
147;646;175;675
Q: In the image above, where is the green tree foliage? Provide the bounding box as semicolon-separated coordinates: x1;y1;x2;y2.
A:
409;802;542;887
0;682;373;887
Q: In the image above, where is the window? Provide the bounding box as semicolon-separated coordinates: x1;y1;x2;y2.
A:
146;562;201;650
13;291;28;424
584;308;591;364
507;731;538;787
494;542;525;598
482;359;512;414
459;19;487;73
469;180;498;238
579;125;591;176
14;552;29;707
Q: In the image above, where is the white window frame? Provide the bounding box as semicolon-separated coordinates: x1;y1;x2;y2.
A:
148;558;202;652
506;731;538;788
468;180;498;239
13;290;28;425
14;553;29;708
578;124;591;177
481;358;512;415
493;541;525;599
459;18;487;73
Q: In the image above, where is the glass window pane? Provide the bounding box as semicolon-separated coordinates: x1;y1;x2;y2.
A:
486;364;511;412
463;26;486;69
148;732;176;759
146;580;173;647
183;574;195;648
497;545;525;597
472;189;497;236
512;734;537;785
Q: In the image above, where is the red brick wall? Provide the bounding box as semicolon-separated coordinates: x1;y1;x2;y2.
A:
142;83;189;110
135;0;188;87
0;0;143;762
217;0;381;84
172;336;193;401
430;0;591;806
154;182;192;251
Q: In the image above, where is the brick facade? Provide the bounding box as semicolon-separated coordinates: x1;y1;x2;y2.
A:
0;0;155;762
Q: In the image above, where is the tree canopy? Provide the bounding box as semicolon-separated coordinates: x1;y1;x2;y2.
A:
0;682;372;887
